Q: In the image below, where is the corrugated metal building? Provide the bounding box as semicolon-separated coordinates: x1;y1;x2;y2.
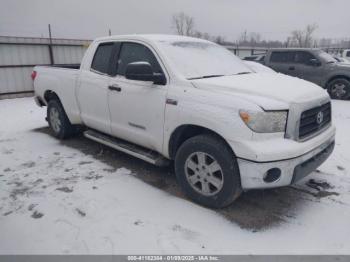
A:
0;36;91;99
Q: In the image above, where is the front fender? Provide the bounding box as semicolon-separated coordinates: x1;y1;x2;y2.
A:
162;88;257;158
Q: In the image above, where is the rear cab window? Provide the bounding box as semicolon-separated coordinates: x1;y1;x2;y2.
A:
270;51;295;63
91;43;115;75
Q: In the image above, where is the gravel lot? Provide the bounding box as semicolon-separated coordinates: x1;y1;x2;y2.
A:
0;97;350;254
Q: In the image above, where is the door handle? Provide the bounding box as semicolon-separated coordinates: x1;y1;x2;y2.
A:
288;66;295;71
108;85;122;92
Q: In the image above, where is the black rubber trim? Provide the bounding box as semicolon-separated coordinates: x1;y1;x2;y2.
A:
291;141;335;183
0;90;34;96
0;42;87;47
0;64;80;69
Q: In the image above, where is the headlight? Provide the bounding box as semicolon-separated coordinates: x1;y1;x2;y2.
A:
239;110;287;133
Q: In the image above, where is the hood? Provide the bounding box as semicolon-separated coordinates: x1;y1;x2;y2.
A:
335;62;350;68
191;73;329;110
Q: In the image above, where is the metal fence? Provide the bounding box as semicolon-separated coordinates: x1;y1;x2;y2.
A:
224;46;268;58
0;36;91;99
0;35;348;100
224;45;349;58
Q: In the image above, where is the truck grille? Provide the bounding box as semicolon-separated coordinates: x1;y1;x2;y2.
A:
299;102;331;140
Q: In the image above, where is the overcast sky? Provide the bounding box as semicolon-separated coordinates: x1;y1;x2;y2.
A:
0;0;349;42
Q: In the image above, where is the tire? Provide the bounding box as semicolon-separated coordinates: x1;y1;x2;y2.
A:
175;134;242;208
327;78;350;100
47;99;77;139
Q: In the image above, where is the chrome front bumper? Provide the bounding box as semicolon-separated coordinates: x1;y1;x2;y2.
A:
237;136;335;190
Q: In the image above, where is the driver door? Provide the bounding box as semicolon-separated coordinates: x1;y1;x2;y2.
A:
268;51;298;77
294;51;325;86
107;42;168;153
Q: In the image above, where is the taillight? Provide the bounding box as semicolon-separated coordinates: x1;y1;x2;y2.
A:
31;70;37;80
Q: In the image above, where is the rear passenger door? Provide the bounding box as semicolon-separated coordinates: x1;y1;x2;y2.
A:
77;42;118;134
268;51;298;77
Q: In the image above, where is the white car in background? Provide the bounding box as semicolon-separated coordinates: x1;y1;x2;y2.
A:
334;56;350;64
342;49;350;61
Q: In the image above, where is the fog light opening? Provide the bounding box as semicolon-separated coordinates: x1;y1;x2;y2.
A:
263;168;281;183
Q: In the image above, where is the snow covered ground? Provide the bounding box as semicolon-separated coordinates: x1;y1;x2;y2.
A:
0;97;350;255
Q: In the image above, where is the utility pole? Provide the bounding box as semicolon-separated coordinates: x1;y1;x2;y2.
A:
48;24;54;65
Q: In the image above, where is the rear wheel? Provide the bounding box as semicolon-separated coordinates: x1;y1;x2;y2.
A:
327;78;350;100
47;100;77;139
175;134;241;208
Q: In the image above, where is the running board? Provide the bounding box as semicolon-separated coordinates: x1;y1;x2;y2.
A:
84;130;170;167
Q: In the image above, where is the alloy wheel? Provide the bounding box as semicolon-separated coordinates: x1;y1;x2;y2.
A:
184;152;224;196
49;107;61;133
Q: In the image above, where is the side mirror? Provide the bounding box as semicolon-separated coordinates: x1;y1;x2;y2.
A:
125;62;166;85
308;58;321;67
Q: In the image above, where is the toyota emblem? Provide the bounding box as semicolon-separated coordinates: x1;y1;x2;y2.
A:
316;111;324;124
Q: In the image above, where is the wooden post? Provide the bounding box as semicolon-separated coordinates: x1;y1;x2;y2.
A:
48;24;54;65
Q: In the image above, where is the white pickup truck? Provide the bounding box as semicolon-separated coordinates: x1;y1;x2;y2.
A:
33;35;335;208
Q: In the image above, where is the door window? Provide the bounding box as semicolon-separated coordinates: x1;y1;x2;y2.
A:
270;51;295;63
91;43;114;74
117;42;163;76
295;51;316;65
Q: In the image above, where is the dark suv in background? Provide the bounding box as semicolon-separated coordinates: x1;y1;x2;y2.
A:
263;48;350;100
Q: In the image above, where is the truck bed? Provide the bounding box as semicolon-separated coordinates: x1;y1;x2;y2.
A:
33;64;82;124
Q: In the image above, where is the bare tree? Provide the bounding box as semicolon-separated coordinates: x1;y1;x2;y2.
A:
285;36;292;47
304;23;318;47
290;23;318;47
249;32;261;46
171;13;226;43
172;12;195;36
291;30;304;47
193;31;210;40
215;35;226;44
238;30;248;44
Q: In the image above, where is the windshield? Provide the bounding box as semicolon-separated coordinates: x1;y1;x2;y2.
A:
316;50;337;63
157;40;252;79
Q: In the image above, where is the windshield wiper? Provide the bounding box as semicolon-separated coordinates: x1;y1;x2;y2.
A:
235;72;252;75
188;74;225;80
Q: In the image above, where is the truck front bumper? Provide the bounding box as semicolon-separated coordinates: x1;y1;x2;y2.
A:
235;130;335;190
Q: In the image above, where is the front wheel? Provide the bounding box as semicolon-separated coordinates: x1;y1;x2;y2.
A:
327;78;350;100
175;134;241;208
